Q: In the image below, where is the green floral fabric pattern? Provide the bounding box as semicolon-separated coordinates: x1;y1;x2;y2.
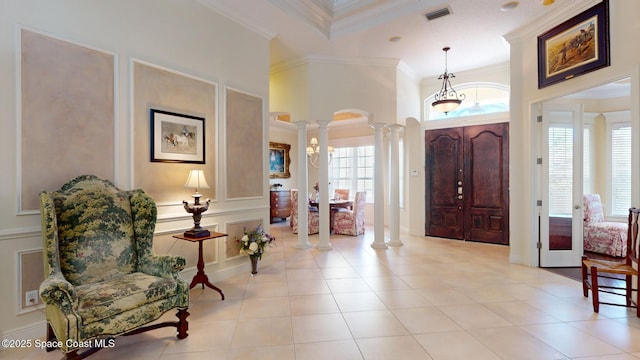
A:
52;177;137;286
39;175;189;353
76;272;177;324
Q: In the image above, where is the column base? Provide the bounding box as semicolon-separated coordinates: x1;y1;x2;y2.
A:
370;241;388;249
295;242;313;249
387;239;403;246
316;243;333;251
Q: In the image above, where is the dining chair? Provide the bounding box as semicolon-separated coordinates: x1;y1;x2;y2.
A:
333;188;350;200
581;207;639;316
333;191;365;236
290;189;319;234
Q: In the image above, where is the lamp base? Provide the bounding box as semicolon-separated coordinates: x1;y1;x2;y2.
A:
184;228;211;238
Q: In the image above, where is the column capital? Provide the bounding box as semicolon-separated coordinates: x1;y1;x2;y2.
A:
295;121;309;130
315;119;332;128
369;122;387;130
387;124;404;130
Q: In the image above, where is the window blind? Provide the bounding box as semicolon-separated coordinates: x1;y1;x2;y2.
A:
548;125;573;216
610;124;631;216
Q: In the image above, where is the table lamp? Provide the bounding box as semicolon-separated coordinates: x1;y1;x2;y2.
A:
182;169;211;238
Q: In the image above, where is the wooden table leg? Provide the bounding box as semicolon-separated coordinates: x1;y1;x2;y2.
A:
189;240;225;300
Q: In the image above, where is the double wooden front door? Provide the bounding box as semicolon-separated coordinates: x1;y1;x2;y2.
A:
425;123;509;245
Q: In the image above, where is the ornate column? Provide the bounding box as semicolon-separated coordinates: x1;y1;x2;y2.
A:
316;120;332;250
370;122;388;249
387;124;403;246
295;121;312;249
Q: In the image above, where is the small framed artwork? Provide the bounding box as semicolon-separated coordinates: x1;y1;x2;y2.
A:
150;109;205;163
537;0;609;89
269;142;291;179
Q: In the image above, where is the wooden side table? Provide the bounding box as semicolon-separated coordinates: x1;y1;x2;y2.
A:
173;231;227;300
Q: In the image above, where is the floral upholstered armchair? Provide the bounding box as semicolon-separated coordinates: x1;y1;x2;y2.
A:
583;193;627;257
333;191;366;236
290;189;319;234
39;175;189;359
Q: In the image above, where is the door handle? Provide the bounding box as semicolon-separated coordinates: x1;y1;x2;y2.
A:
457;195;463;200
574;205;581;210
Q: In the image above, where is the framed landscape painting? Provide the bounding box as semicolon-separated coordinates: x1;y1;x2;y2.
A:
537;0;609;88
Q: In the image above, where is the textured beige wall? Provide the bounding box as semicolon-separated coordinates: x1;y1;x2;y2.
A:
20;250;43;310
225;88;263;198
2;0;270;337
21;29;115;210
133;61;217;204
225;220;262;258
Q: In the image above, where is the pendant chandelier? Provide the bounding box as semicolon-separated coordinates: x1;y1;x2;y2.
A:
431;47;465;114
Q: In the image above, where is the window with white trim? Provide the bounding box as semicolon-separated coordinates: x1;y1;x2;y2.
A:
608;122;631;217
329;145;374;203
548;125;573;216
425;84;509;121
547;124;592;216
583;124;594;195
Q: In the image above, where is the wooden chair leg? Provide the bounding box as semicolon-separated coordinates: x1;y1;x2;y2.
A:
65;350;82;360
637;277;640;318
625;274;632;307
581;257;589;297
46;323;57;352
176;308;189;339
590;266;600;313
64;347;101;360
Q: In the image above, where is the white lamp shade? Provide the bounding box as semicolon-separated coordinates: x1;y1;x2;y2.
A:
432;99;461;113
184;170;210;190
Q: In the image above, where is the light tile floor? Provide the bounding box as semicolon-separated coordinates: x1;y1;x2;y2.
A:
5;222;640;360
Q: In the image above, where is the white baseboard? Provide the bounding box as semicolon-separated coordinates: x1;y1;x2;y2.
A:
1;320;45;345
2;258;269;349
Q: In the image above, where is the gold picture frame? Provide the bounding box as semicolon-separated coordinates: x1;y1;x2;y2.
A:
269;142;291;179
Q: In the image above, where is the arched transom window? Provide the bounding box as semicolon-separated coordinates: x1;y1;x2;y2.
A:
425;83;510;121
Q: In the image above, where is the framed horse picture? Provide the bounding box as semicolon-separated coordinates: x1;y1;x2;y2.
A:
537;0;609;88
150;109;205;163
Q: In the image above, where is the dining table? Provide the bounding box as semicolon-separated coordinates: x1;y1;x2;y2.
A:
309;199;353;233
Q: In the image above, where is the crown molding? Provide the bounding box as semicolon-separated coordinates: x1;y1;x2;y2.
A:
268;0;332;37
196;0;278;40
504;0;600;43
330;0;430;39
270;55;400;74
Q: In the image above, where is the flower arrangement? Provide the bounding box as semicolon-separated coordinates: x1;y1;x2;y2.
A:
313;181;330;192
237;224;276;260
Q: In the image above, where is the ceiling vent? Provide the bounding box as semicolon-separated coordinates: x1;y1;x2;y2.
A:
424;7;451;21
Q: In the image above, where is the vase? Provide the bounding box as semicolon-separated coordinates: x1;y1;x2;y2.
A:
249;255;259;275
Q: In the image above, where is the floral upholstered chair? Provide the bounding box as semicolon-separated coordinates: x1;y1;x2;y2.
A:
583;193;627;257
333;189;350;201
39;175;189;359
333;191;366;236
290;189;319;234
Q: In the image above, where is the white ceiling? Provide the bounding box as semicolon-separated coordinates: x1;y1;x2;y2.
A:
197;0;589;79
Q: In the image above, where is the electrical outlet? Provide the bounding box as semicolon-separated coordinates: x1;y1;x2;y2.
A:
25;290;38;307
